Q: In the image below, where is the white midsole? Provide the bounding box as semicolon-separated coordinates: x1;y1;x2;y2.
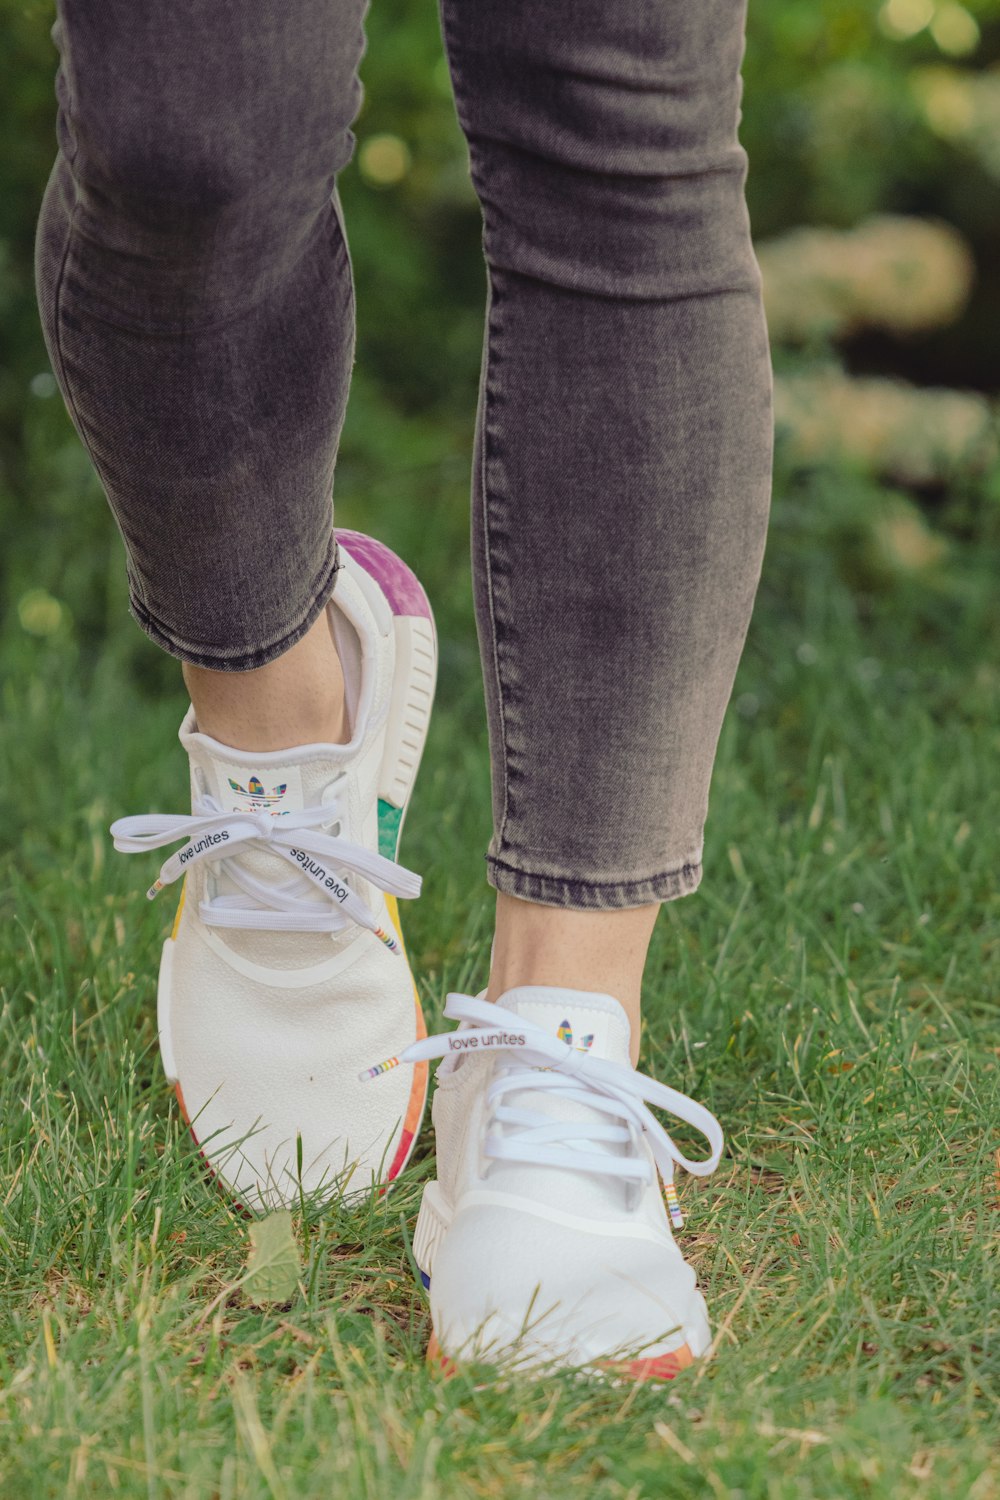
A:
413;1180;452;1277
379;614;437;818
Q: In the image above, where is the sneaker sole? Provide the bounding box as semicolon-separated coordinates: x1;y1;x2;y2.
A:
423;1333;695;1384
413;1180;701;1384
161;528;438;1213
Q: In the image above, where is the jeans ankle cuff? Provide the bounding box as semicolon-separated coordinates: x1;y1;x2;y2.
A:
485;853;703;911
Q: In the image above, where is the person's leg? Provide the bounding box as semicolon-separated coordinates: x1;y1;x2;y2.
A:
35;0;365;710
36;0;439;1209
400;0;770;1373
443;0;773;1024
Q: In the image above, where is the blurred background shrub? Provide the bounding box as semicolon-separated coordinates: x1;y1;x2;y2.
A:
1;0;998;689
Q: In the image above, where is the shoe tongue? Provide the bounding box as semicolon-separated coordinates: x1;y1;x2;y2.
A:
497;985;632;1067
211;756;310;816
179;729;356;921
183;733;359;816
485;986;637;1214
197;747;318;816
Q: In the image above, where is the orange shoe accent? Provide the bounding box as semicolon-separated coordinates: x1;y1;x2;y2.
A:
426;1334;458;1378
425;1332;695;1384
605;1342;695;1382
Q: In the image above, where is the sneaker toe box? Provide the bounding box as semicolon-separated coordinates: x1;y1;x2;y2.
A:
429;1202;709;1368
167;923;422;1208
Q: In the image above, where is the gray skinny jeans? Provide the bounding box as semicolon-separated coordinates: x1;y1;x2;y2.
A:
35;0;774;911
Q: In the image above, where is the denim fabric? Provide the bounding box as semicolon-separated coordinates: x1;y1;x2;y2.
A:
35;0;774;910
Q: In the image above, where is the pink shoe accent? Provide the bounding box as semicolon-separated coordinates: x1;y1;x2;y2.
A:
336;529;432;620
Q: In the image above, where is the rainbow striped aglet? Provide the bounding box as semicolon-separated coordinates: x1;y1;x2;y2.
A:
664;1181;684;1230
372;923;400;953
360;1055;402;1082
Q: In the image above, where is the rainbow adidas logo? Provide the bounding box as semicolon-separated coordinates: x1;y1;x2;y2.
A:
557;1020;595;1052
228;775;288;812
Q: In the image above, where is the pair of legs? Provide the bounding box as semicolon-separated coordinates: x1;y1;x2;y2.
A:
35;0;773;1042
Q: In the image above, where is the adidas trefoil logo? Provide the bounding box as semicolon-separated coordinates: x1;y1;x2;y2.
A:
228;775;288;814
557;1019;595;1052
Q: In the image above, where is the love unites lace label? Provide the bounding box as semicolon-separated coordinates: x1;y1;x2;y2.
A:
287;847;350;903
447;1031;527;1052
178;829;229;865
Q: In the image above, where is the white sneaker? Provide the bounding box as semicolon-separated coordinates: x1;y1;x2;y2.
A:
362;986;723;1380
111;530;437;1213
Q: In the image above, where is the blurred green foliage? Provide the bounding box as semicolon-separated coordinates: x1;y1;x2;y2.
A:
1;0;999;682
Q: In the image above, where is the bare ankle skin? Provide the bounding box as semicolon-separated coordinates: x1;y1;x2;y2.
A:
182;608;349;751
485;890;660;1066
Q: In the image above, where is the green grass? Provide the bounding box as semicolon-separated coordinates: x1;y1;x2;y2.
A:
1;428;998;1498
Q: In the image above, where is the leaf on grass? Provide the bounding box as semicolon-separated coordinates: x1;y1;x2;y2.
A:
747;1152;793;1177
244;1211;300;1306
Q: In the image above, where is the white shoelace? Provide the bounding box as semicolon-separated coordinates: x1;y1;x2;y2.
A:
110;792;420;950
361;992;724;1225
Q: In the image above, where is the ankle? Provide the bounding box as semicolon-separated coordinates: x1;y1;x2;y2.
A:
485;891;660;1066
182;608;350;751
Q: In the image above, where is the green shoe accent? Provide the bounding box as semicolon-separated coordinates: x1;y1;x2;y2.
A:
378;798;403;860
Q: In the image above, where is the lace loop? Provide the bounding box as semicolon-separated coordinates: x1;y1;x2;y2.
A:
110;792;420;950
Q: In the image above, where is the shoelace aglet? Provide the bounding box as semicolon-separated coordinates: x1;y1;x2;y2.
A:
664;1181;684;1230
371;922;401;955
146;879;165;900
359;1054;402;1082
